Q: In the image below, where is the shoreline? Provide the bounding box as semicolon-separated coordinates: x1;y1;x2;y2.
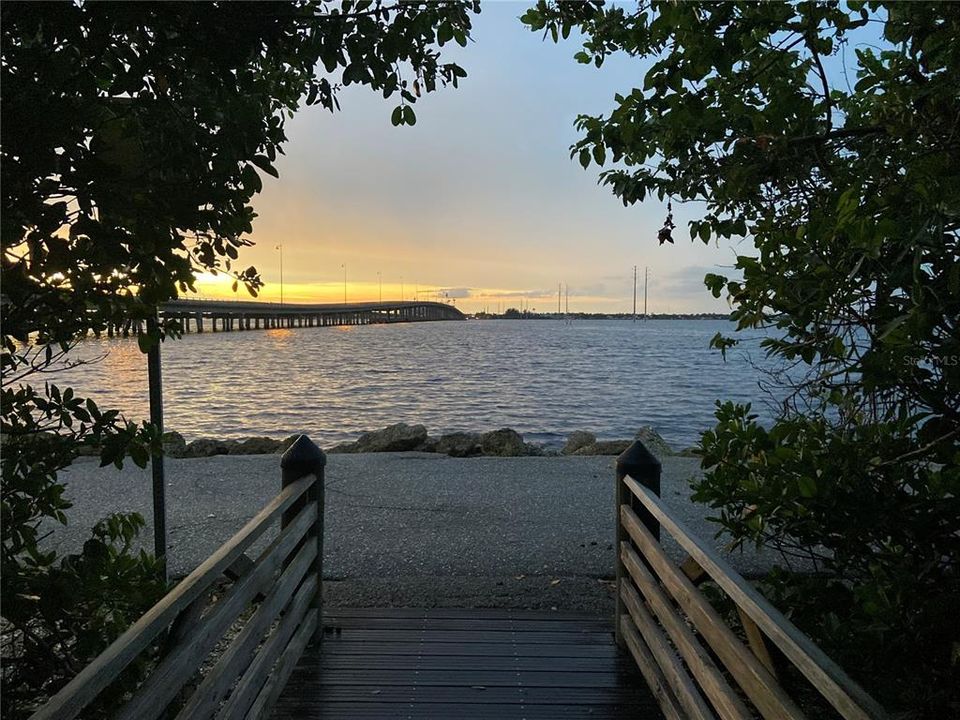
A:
81;423;698;461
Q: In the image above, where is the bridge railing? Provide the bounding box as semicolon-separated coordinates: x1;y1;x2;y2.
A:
614;440;889;720
29;436;326;720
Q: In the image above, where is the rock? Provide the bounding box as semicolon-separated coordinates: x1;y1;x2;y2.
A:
327;442;358;454
184;438;236;458
562;431;596;455
416;436;439;453
573;440;632;456
229;436;281;455
634;426;674;458
162;431;187;458
523;443;546;456
354;423;428;453
434;432;482;457
76;442;100;457
479;428;526;457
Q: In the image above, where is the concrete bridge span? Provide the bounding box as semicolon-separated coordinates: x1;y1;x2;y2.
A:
156;299;465;333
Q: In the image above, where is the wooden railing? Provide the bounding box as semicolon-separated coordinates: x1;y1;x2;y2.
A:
30;435;326;720
614;440;889;720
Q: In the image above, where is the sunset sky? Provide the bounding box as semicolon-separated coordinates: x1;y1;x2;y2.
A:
196;3;750;313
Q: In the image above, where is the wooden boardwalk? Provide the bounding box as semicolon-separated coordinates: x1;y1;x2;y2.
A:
270;607;661;719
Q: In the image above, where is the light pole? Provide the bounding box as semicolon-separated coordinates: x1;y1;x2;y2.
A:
275;244;284;305
400;276;404;303
377;271;382;304
341;263;347;304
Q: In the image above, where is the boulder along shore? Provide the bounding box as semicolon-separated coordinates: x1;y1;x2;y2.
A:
77;423;698;460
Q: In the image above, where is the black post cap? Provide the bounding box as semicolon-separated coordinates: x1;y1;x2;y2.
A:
281;434;327;478
616;439;661;480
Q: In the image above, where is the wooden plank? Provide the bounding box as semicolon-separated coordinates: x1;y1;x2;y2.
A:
117;501;316;720
271;701;644;719
683;554;779;678
216;575;317;720
325;607;603;621
621;543;752;720
313;641;619;659
619;615;685;720
316;669;628;688
175;540;316;719
298;686;654;705
681;554;707;582
319;654;624;673
615;474;631;647
323;616;611;633
621;503;805;720
243;609;318;720
224;552;255;582
738;607;779;681
620;579;717;720
319;629;612;645
161;587;212;657
28;475;315;720
623;476;889;720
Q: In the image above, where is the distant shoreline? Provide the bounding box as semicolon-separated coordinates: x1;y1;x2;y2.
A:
470;312;732;321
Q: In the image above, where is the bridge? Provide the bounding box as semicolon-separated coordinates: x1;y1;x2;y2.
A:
142;299;465;335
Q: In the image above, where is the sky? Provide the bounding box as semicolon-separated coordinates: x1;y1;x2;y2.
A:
195;2;752;313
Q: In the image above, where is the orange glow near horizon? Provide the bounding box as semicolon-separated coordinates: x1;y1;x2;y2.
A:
189;273;635;314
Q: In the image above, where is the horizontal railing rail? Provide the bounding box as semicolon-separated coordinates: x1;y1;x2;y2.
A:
29;435;326;720
614;440;889;720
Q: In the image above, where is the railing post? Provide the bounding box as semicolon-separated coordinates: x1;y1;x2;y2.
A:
614;440;661;647
281;435;326;645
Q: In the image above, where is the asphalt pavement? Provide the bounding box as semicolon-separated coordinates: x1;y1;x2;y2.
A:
51;453;779;613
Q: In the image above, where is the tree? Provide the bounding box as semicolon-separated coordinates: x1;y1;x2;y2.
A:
1;2;478;715
524;1;959;713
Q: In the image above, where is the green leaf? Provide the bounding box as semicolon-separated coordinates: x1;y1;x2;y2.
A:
250;155;278;178
797;475;817;498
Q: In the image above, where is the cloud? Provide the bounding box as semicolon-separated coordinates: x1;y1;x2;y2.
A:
478;288;555;299
656;264;741;299
436;287;474;298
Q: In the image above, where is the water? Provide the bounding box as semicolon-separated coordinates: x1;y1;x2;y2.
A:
49;319;779;450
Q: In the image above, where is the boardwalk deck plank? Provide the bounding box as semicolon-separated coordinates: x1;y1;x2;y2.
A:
271;607;661;720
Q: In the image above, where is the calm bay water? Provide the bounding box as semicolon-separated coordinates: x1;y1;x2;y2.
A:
54;319;778;450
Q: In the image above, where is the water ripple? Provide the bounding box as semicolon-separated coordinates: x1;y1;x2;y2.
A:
51;319;779;449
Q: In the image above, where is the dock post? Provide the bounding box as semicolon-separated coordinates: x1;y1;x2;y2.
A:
614;440;661;647
281;436;327;645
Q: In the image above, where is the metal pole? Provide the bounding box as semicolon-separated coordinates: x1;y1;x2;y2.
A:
146;317;167;573
378;271;382;305
276;244;284;306
633;265;637;320
644;266;649;317
341;264;347;304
